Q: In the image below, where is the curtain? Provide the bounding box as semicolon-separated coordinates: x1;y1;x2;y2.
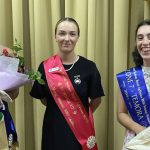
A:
0;0;109;150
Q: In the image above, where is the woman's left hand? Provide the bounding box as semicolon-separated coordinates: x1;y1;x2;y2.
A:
90;97;101;112
135;125;146;135
5;88;19;100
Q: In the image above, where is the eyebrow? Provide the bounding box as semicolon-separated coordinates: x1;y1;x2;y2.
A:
58;30;77;32
137;33;150;37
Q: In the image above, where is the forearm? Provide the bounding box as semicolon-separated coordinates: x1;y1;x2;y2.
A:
40;98;47;106
90;97;101;113
118;112;146;134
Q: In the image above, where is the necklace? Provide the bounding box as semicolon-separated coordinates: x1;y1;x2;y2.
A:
142;66;150;94
65;55;79;72
143;66;150;78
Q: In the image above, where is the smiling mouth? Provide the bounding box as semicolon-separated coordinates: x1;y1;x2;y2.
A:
142;47;150;51
63;45;71;47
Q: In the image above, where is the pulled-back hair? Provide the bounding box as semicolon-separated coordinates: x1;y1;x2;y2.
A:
132;19;150;66
55;17;80;36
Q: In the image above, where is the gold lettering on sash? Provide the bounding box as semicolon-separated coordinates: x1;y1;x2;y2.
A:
57;80;78;115
58;97;64;108
77;104;89;123
64;109;74;127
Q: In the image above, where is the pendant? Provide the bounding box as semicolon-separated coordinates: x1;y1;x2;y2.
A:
74;75;81;85
86;136;96;149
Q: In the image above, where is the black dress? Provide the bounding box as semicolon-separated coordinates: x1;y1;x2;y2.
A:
30;56;105;150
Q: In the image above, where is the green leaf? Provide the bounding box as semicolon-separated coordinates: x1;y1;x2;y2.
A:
27;70;45;85
12;45;22;52
17;56;25;67
12;38;23;53
12;38;45;85
37;79;45;85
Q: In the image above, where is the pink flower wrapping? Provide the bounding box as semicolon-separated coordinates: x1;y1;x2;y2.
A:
0;40;45;91
0;55;30;91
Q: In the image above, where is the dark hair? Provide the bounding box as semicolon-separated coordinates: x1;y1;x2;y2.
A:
132;19;150;66
55;17;80;36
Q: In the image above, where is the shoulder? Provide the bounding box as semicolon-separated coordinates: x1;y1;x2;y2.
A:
38;61;44;69
78;56;100;74
75;56;101;77
38;55;57;70
36;61;45;74
78;56;97;68
117;66;141;75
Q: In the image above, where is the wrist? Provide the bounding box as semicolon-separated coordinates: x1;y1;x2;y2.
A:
133;125;146;134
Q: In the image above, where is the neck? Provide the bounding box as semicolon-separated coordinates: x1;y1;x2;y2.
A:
143;60;150;67
59;52;77;64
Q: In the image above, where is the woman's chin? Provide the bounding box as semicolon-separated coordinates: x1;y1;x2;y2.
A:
60;49;73;54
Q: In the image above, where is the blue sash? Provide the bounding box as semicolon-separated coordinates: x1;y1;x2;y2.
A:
116;66;150;127
0;101;17;147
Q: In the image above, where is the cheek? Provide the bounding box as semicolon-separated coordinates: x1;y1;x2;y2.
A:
136;42;142;50
73;38;79;44
56;38;63;43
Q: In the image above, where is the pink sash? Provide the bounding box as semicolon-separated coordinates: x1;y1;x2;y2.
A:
44;54;98;150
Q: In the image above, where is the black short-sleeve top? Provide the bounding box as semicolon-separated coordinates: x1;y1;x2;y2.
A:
30;56;105;150
30;56;104;112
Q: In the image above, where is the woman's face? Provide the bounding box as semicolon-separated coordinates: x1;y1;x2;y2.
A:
136;25;150;61
55;21;79;54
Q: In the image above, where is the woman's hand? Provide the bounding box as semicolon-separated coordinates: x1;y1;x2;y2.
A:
134;125;146;135
6;88;19;100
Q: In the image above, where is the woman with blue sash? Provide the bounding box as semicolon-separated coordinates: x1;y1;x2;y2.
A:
0;89;19;150
0;46;19;150
117;19;150;150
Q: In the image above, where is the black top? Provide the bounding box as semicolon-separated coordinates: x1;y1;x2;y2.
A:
30;56;104;150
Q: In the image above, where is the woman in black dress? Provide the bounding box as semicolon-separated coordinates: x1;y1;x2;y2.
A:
30;17;104;150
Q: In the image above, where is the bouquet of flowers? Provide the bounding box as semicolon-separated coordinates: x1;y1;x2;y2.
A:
0;39;45;92
0;39;45;149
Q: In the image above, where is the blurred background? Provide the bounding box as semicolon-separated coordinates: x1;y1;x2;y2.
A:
0;0;149;149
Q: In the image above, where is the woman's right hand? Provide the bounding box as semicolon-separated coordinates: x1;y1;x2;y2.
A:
5;88;19;100
134;125;146;135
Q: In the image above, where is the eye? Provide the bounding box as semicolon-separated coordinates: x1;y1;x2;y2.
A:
58;32;65;36
70;32;77;37
147;34;150;40
137;35;143;41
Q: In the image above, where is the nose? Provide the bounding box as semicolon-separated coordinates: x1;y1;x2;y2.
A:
64;34;70;41
142;37;149;45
